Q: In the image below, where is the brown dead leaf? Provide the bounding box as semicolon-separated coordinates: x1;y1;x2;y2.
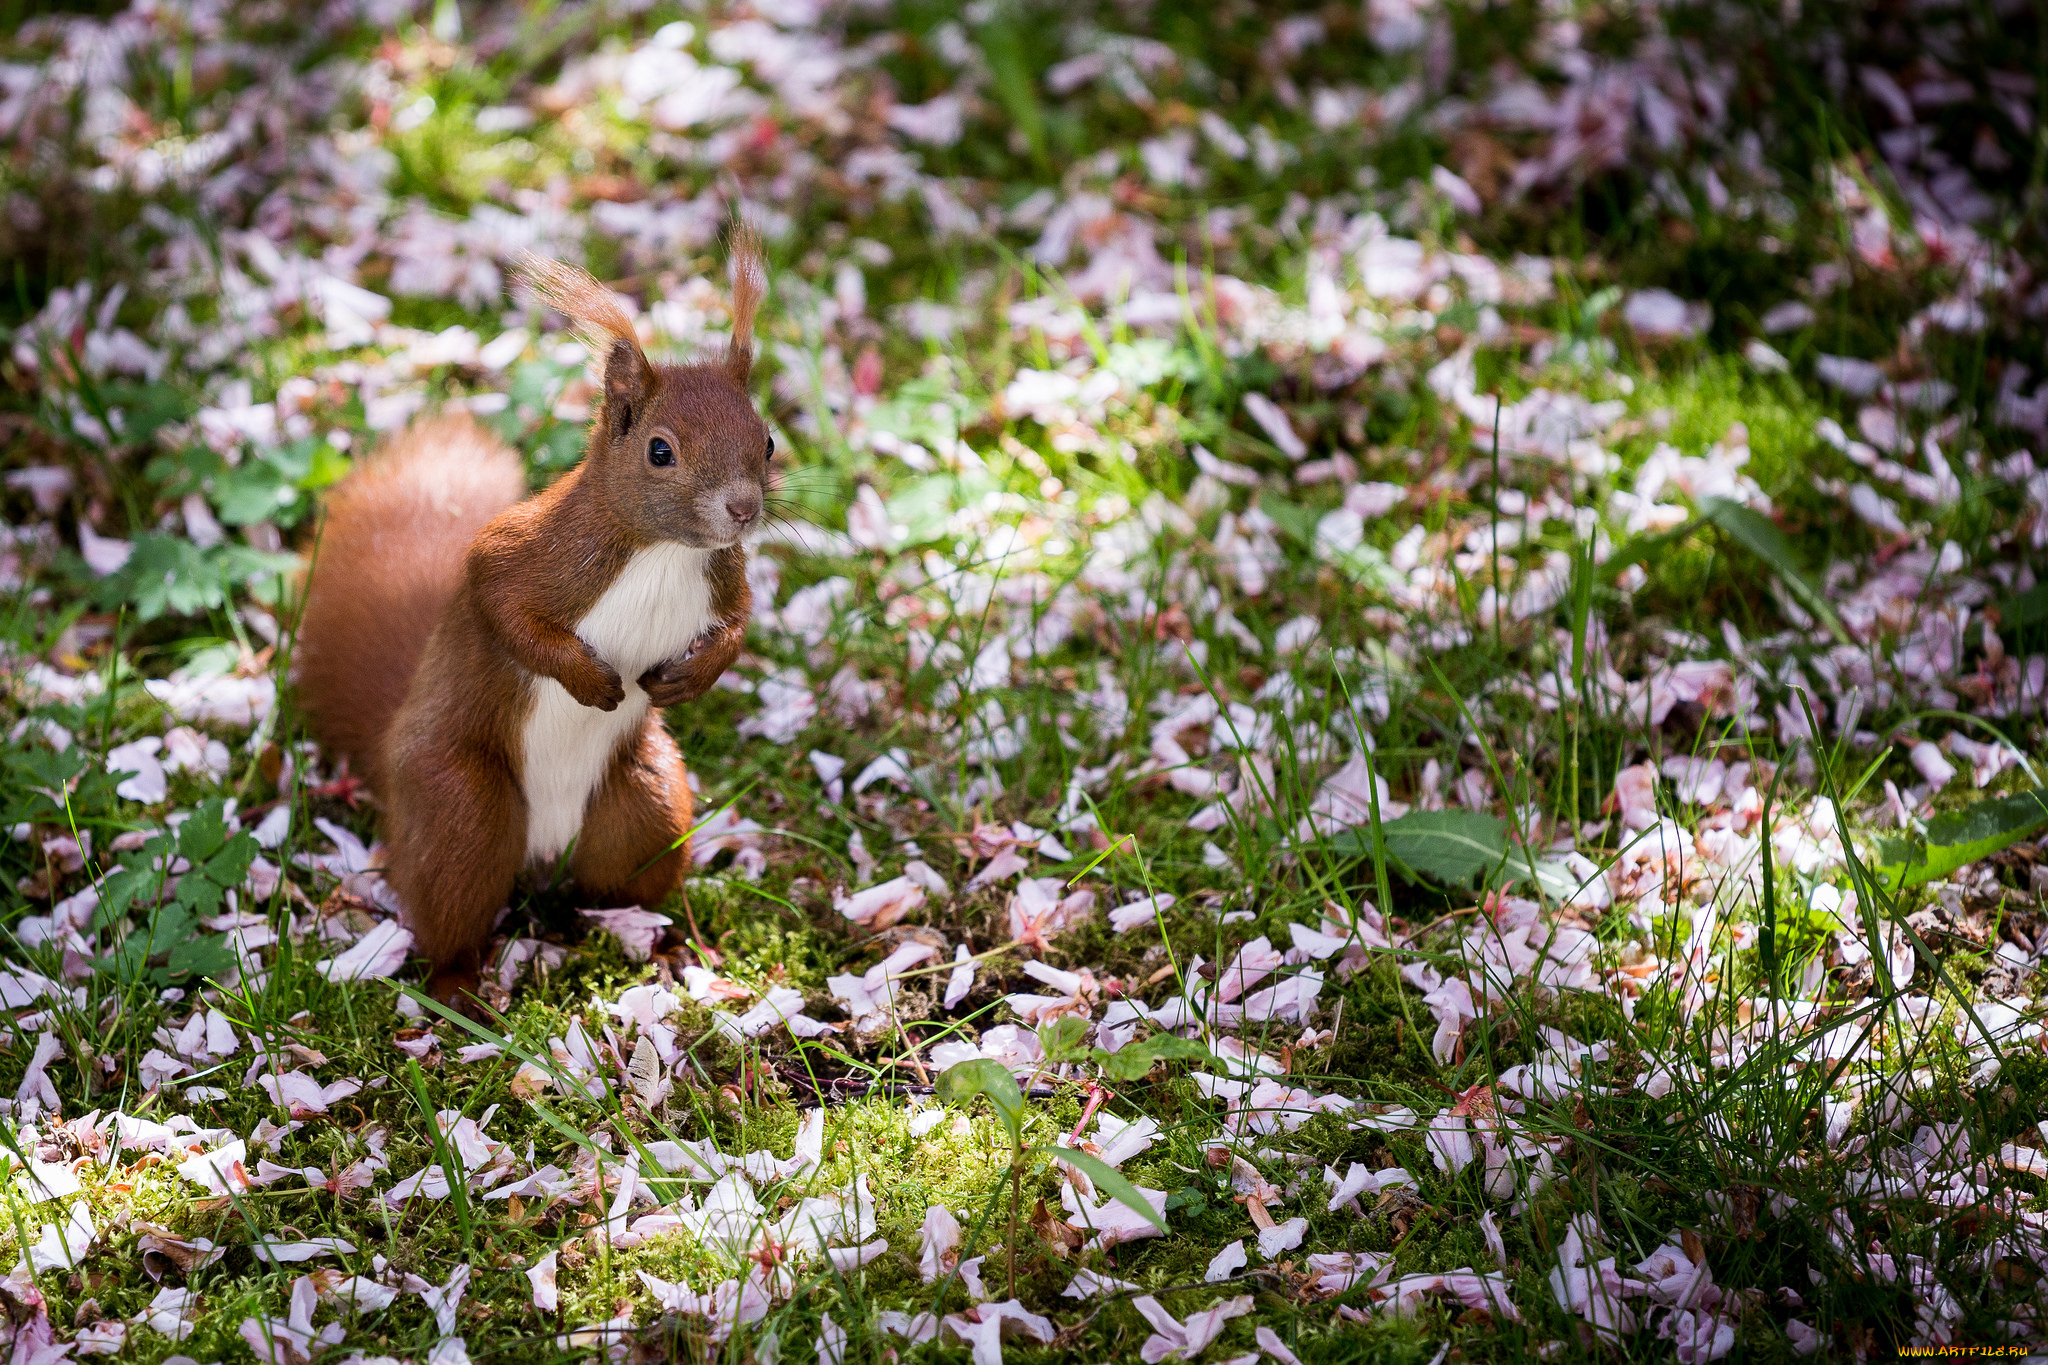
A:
1710;1186;1760;1239
508;1063;551;1100
1030;1198;1084;1259
135;1222;227;1281
1376;1186;1429;1241
1449;129;1513;201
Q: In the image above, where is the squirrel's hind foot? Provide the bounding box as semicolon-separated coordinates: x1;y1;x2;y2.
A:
427;965;490;1020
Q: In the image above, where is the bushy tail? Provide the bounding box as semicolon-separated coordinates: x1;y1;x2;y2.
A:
293;413;526;788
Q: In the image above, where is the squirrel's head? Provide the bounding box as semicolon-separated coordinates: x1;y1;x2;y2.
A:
516;230;772;550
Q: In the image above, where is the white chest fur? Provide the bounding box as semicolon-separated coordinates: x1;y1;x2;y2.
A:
519;543;715;862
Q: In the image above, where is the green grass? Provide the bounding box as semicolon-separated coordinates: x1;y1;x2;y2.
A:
3;0;2047;1360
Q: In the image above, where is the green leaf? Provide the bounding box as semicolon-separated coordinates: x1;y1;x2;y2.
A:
1874;788;2048;888
95;535;218;619
197;832;259;889
1386;811;1508;885
1257;494;1401;590
93;834;173;928
1037;1145;1164;1232
1701;498;1849;644
1104;339;1199;391
1333;810;1508;887
935;1058;1024;1144
864;374;978;447
886;472;994;546
1258;494;1321;549
1326;541;1401;591
211;459;300;524
5;746;89;812
175;800;233;861
1579;287;1623;330
100;381;196;441
91;800;254;956
1093;1032;1213;1082
167;933;235;981
1036;1016;1093;1063
166;800;259;920
1992;583;2048;632
138;905;196;960
96;536;299;621
975;19;1047;172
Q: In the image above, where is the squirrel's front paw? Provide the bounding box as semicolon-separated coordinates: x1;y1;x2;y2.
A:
563;656;626;711
638;654;714;708
639;621;742;707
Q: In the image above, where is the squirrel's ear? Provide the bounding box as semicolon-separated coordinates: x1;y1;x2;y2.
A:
512;253;654;424
724;223;767;385
602;339;654;436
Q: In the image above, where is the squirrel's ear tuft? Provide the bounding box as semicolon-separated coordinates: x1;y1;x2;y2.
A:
513;253;653;407
723;222;767;385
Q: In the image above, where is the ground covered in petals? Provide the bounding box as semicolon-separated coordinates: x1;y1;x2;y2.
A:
3;0;2048;1362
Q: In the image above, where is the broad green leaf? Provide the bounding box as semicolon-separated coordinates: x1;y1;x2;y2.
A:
935;1058;1024;1144
1701;498;1848;644
1334;810;1508;887
1279;485;1405;590
1258;494;1322;549
886;472;994;546
1141;1035;1213;1064
1992;583;2048;631
1517;857;1584;902
97;537;299;621
1096;1049;1155;1083
1874;788;2048;888
96;535;220;619
1094;1033;1213;1082
864;374;978;447
5;746;89;816
172;869;227;919
122;905;197;969
1385;811;1508;886
1324;540;1401;592
1037;1145;1164;1232
198;833;258;889
169;801;258;919
211;458;300;524
1579;286;1623;329
167;933;235;981
94;854;165;930
90;800;253;967
175;800;233;861
1036;1016;1093;1063
100;380;195;441
1104;339;1199;390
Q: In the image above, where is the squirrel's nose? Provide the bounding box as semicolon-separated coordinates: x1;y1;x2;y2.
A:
725;494;760;527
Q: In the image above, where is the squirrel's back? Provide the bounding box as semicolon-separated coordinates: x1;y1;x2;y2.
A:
294;413;527;788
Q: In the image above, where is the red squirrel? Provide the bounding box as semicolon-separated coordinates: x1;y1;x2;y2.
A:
293;234;771;1005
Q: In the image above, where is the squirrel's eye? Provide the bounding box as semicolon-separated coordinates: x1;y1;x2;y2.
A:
765;435;775;463
648;437;675;468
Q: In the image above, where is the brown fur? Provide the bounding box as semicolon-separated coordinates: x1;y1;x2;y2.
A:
293;414;527;792
295;231;772;1007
